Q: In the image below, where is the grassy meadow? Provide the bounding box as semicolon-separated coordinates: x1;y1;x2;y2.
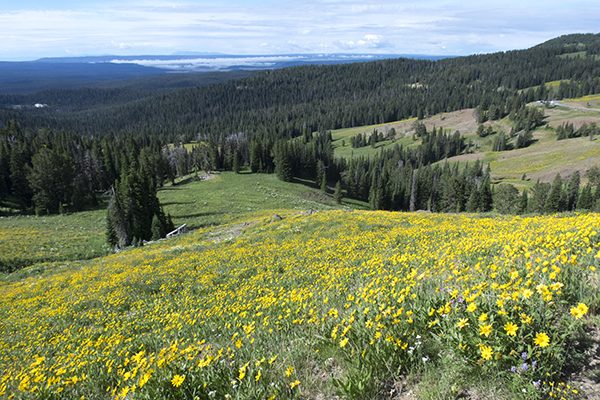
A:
1;171;600;399
330;97;600;189
0;172;353;277
3;95;600;398
0;209;110;274
159;171;356;230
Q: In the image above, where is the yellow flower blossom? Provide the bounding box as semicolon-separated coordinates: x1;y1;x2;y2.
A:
171;374;185;387
456;318;469;329
571;303;588;319
534;333;550;347
480;345;494;360
479;323;493;337
504;322;518;337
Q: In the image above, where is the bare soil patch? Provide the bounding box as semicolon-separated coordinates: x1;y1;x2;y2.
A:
390;109;479;138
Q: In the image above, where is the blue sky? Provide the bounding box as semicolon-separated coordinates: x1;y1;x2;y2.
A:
1;0;598;61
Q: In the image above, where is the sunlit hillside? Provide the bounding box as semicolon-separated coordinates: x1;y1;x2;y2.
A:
1;209;599;399
331;95;600;188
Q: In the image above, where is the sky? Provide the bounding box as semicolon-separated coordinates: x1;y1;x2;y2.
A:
0;0;598;61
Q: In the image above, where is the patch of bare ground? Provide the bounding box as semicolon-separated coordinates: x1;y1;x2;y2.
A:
544;107;600;130
390;109;480;137
569;325;600;399
208;219;260;241
303;191;333;203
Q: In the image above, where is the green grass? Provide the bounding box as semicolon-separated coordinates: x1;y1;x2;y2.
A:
0;171;364;275
0;208;111;274
331;118;421;159
160;171;362;230
558;51;588;59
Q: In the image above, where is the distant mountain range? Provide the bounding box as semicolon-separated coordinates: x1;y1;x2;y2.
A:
0;53;452;94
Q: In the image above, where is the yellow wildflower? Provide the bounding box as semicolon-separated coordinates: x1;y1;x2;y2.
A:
504;322;518;337
171;374;185;387
534;332;550;348
571;303;588;319
479;323;493;337
480;345;493;360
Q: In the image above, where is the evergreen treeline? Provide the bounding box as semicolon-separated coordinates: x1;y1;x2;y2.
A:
2;34;600;144
0;120;174;245
2;34;600;236
556;122;600;140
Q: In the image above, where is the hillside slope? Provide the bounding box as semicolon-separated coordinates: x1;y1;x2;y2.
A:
2;34;599;141
331;95;600;187
1;210;599;399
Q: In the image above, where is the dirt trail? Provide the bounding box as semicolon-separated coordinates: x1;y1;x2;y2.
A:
555;101;600;112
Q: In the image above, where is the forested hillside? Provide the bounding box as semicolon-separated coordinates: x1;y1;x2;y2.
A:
1;34;600;223
2;34;599;142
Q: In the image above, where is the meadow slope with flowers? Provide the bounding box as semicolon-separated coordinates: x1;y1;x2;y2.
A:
1;210;599;399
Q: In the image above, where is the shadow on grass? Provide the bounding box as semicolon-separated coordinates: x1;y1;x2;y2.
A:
292;177;319;190
172;212;221;220
160;201;196;206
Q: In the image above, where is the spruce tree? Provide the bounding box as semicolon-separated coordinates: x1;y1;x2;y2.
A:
106;160;171;248
151;214;162;241
479;176;493;212
9;144;32;210
466;188;480;212
232;150;241;174
333;181;342;204
274;140;293;182
529;181;550;214
578;184;594;210
518;188;528;214
545;174;563;213
565;171;580;211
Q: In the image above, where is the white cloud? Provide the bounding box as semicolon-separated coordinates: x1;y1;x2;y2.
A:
336;34;394;50
0;0;599;60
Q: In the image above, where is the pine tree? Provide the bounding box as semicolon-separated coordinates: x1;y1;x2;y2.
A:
320;173;327;193
274;140;293;182
577;184;594;210
9;144;32;210
106;208;119;248
333;181;342;204
106;160;170;248
479;176;493;212
151;214;162;241
494;184;520;214
27;147;75;214
529;181;550;214
565;171;580;211
466;188;480;212
545;174;563;213
518;188;528;214
232;150;241;174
